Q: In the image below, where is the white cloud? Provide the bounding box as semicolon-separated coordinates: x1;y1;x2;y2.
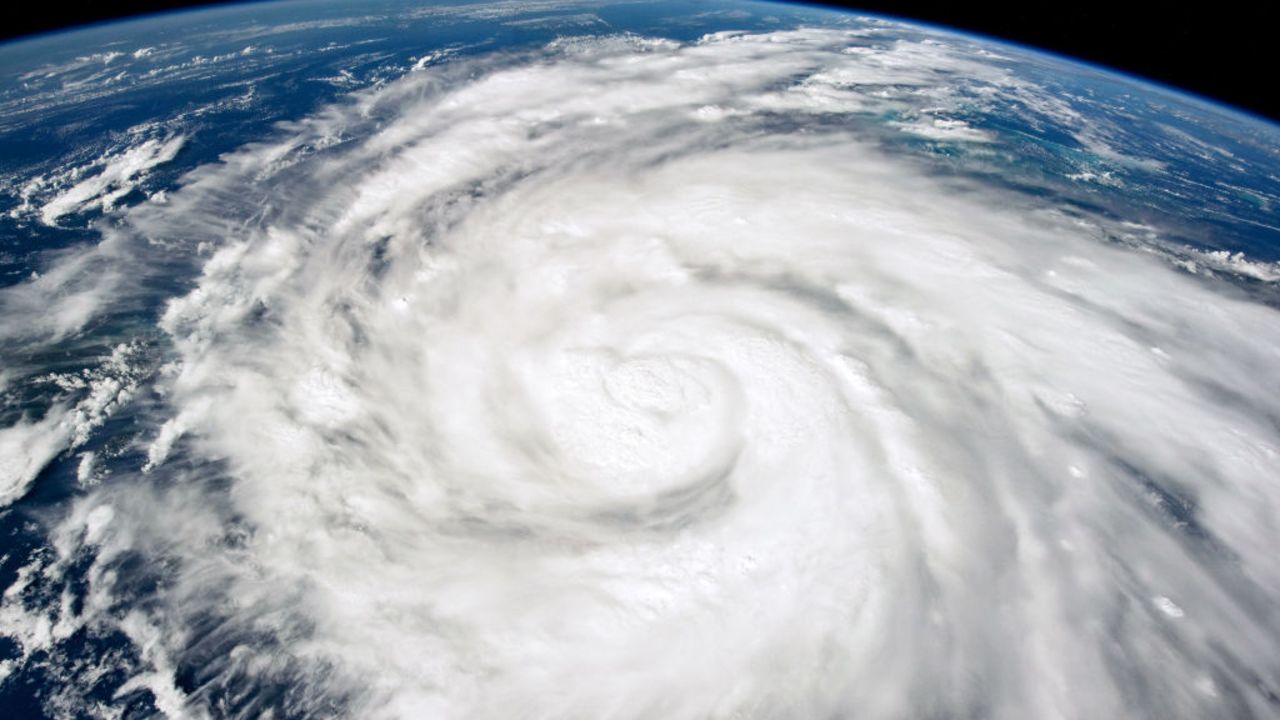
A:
0;342;146;507
5;24;1280;720
37;135;186;226
1182;248;1280;282
0;409;71;507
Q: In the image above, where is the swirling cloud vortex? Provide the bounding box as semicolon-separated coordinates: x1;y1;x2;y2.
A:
44;28;1280;719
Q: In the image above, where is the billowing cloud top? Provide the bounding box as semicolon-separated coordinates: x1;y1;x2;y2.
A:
2;18;1280;720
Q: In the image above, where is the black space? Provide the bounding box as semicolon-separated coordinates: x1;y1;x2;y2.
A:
3;1;1278;123
819;2;1279;123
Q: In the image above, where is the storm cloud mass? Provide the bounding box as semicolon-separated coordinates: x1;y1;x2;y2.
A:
2;14;1280;720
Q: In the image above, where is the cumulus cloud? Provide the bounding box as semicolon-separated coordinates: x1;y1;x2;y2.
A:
0;408;71;506
21;135;186;226
4;26;1280;720
0;342;146;508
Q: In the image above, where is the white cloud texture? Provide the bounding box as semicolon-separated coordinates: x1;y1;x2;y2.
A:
34;136;186;226
4;27;1280;720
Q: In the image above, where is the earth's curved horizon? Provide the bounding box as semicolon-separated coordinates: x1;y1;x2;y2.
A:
2;2;1279;718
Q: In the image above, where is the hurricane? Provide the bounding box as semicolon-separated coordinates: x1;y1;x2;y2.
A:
2;7;1280;720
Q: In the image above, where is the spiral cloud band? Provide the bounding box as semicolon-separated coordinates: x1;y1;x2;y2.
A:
4;24;1280;720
